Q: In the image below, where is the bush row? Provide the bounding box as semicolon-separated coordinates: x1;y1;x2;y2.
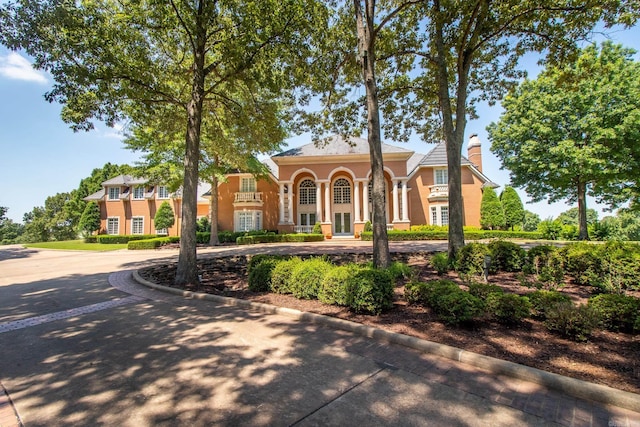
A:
360;230;543;241
247;255;397;314
405;282;640;340
127;236;180;250
237;233;324;245
95;234;160;244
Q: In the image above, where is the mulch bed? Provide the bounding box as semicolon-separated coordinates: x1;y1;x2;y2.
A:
138;252;640;394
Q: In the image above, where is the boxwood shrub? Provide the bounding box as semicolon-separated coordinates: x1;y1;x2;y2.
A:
127;237;179;250
405;279;461;306
436;291;484;325
289;258;334;299
487;240;525;273
248;257;281;292
360;230;542;241
318;264;361;306
98;234;158;244
455;243;490;277
237;233;324;245
588;294;640;333
527;290;572;319
270;257;303;295
544;302;599;342
485;293;531;324
348;267;394;314
430;252;451;275
467;282;504;301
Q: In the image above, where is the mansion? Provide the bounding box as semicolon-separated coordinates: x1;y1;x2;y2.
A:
85;135;497;237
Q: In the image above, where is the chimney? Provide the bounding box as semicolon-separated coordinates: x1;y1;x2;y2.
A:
467;134;482;172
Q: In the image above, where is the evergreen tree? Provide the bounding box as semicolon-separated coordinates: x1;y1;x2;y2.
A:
480;187;505;230
500;186;525;231
154;202;175;235
522;210;541;232
78;201;101;236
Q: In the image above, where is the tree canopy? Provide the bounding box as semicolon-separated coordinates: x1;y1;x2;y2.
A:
480;187;504;230
500;187;525;231
489;42;640;240
154;202;176;234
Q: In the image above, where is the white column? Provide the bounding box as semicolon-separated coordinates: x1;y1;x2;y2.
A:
279;183;285;223
392;179;400;222
363;182;369;222
324;182;331;223
401;180;409;221
315;183;322;223
287;183;294;224
354;181;361;222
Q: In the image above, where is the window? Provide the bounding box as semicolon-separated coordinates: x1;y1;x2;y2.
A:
240;177;256;193
132;217;144;234
300;213;316;226
235;210;262;232
430;205;449;226
298;179;316;205
333;178;351;204
108;187;120;200
107;217;119;235
156;228;168;236
133;186;145;200
435;169;448;185
158;186;170;199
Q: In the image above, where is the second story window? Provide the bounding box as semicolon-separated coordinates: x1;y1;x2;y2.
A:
108;187;120;200
133;186;145;200
435;169;448;185
158;186;170;199
241;177;256;193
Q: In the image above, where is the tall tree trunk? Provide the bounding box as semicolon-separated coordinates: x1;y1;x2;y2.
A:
577;181;589;240
355;0;390;268
175;2;206;287
209;174;220;246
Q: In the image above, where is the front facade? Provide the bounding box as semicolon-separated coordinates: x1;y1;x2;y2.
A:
85;135;496;237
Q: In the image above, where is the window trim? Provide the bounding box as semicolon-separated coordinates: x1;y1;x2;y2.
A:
429;205;449;226
434;168;448;185
107;217;120;235
107;187;120;201
131;216;144;235
234;210;262;232
240;176;257;193
298;179;317;205
157;186;170;199
133;186;145;200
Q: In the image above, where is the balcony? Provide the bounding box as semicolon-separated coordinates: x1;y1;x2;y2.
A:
234;192;263;205
293;225;315;233
428;184;448;201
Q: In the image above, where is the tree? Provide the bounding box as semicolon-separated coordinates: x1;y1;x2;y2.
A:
154;202;176;235
78;201;101;236
500;186;524;231
0;207;24;244
556;207;599;227
2;0;324;286
376;1;638;258
480;187;504;230
522;210;541;232
489;42;640;241
617;206;640;241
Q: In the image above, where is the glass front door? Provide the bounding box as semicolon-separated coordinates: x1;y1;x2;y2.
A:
333;212;351;235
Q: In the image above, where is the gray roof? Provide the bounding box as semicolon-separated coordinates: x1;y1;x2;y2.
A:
83;189;105;201
419;141;471;167
101;175;148;186
273;135;412;158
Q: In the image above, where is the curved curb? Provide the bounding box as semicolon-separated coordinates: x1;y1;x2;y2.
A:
132;270;640;413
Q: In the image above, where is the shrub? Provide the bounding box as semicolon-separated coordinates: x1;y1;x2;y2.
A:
538;219;563;240
349;268;395;314
526;245;564;288
319;264;361;306
544;302;599;342
84;236;98;243
527;290;572;319
485;293;531;324
290;258;334;299
312;222;322;234
270;257;303;294
430;252;450;275
248;258;279;292
487;240;525;272
455;243;490;277
467;282;504;301
97;234;158;244
597;242;640;293
247;254;286;276
404;279;460;306
560;242;600;286
363;221;372;232
385;261;413;281
588;294;640;333
436;291;484;325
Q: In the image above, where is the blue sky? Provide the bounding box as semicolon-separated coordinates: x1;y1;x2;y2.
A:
0;24;638;224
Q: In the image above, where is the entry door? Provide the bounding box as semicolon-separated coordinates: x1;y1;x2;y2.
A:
333;212;351;235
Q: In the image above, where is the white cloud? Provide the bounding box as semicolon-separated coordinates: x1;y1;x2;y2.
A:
0;52;48;84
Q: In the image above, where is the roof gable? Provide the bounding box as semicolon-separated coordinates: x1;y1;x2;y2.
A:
273;135;413;158
419;142;471;167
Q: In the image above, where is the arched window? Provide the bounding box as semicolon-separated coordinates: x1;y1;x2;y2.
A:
298;179;316;205
333;178;351;204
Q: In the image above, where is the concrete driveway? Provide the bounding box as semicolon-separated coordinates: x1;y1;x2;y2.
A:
0;242;638;426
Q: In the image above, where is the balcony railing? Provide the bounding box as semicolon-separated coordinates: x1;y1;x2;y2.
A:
234;192;263;203
428;184;448;200
294;225;315;233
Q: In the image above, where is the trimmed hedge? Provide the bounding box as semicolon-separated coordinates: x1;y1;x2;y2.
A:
98;234;159;244
270;257;303;294
237;233;324;245
588;294;640;333
349;268;394;314
360;230;543;241
127;236;179;250
289;258;334;299
318;264;361;306
84;236;98;243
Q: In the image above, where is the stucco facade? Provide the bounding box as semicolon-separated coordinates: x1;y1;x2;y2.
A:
85;135;496;237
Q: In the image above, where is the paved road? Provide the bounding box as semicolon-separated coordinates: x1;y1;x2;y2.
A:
0;242;638;426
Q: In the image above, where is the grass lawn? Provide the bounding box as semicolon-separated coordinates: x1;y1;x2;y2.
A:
24;240;128;251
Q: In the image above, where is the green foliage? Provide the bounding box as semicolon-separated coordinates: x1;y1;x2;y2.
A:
430;252;451;275
363;221;372;232
455;243;490;277
196;217;211;233
485;293;531;324
537;219;563;240
0;207;24;245
588;294;640;333
348;268;395;315
271;257;303;295
480;187;505;230
544;302;599;342
557;208;599;227
127;237;179;250
290;258;334;299
592;216;624;241
360;229;543;241
467;283;504;301
385;261;413;281
500;186;525;231
405;280;461;306
487;240;525;272
525;245;565;288
312;222;322;234
318;264;361;306
97;234;158;244
522;211;541;232
237;233;324;245
247;254;287;276
436;291;484;325
527;290;572;319
78;201;101;236
154;202;175;231
248;258;280;292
